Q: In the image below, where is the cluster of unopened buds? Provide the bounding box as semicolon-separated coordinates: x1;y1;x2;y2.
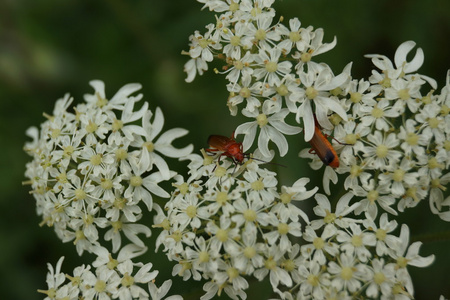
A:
24;0;449;299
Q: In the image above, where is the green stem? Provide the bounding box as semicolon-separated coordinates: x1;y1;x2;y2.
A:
411;230;450;243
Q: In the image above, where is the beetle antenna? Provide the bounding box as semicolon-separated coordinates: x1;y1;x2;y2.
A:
243;153;287;168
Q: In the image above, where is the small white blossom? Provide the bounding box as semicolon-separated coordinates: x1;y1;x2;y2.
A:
235;105;301;157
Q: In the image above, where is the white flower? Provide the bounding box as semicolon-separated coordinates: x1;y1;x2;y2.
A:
63;229;99;256
341;155;372;191
336;222;376;262
90;165;122;203
48;133;83;169
301;225;338;265
415;102;446;144
104;191;143;223
240;164;279;206
148;279;183;300
388;224;435;269
365;40;437;89
332;119;370;166
297;259;331;299
77;143;115;177
235;105;301;157
292;28;337;72
294;64;350;141
276;17;308;54
364;258;396;298
310;192;360;230
231;196;271;233
224;51;255;85
206;215;240;252
253;245;293;289
201;184;238;217
106;98;148;144
352;179;397;219
123;156;173;210
362;213;399;256
188;25;221;62
104;214;151;253
378;158;419;197
261;75;304;114
264;212;302;252
272;177;318;222
185;236;221;275
92;244;148;269
132;107;193;180
253;47;292;86
38;257;67;299
84;80;144;110
328;252;371;293
345;78;381;116
78;109;110;145
200;280;247;300
197;0;242;13
228;229;265;275
114;260;158;300
81;267;120;300
362;131;402;170
397;119;429;156
227;73;263;113
68;203;108;247
360;97;403;131
184;56;208;83
244;13;279;49
170;192;205;230
214;260;249;295
385;77;423;113
221;21;253;59
396;177;429;212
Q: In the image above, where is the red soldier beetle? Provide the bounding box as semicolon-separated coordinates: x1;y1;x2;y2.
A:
308;118;343;168
206;132;245;165
206;132;284;167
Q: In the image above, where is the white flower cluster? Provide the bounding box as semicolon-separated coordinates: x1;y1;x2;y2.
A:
25;81;191;299
184;0;345;157
320;42;450;221
184;0;450;220
155;156;434;300
23;80;193;255
38;245;181;300
179;0;450;298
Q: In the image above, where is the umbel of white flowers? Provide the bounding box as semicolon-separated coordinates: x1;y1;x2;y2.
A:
24;80;194;256
183;0;450;221
37;246;182;300
177;0;449;299
25;81;190;300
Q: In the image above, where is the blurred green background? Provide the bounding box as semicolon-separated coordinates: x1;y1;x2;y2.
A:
1;0;449;299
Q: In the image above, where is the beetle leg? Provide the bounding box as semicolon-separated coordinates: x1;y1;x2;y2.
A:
322;134;349;146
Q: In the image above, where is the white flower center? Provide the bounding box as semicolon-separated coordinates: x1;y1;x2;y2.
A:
265;61;278;73
289;31;301;42
256;114;268;127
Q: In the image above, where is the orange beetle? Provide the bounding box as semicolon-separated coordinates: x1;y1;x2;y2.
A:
308;119;340;168
206;132;245;164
